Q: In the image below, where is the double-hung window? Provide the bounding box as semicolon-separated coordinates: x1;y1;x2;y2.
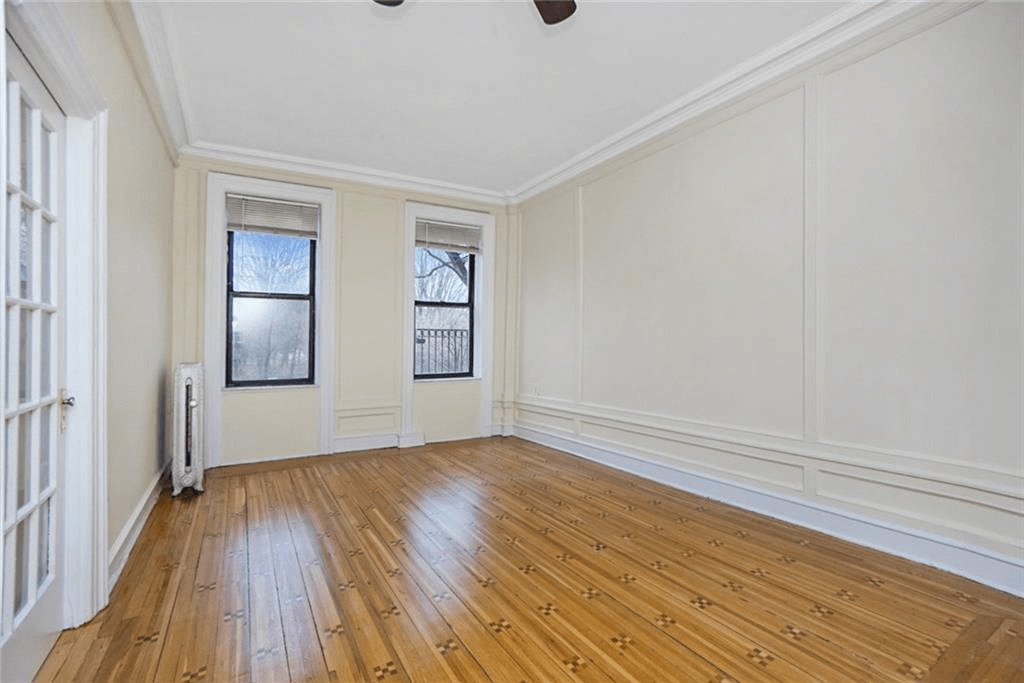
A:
414;220;479;378
225;194;318;386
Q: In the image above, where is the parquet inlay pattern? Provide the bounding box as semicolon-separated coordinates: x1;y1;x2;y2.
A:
34;437;1024;683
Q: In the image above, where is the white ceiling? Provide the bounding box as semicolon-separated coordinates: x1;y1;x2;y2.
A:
142;0;849;199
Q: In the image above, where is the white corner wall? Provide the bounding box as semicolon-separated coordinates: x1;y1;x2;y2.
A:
515;2;1024;596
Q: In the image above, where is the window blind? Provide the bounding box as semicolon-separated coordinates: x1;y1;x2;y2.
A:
226;194;320;237
415;219;480;254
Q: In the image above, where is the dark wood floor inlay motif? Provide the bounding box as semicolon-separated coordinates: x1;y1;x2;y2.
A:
34;437;1024;683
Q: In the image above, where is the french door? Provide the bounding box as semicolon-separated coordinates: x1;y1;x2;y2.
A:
0;36;66;682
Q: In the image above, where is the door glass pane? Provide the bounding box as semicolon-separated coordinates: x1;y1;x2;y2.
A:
19;308;31;403
38;498;50;587
6;306;15;405
20;99;30;194
18;412;31;509
41;128;51;210
38;405;50;494
14;519;29;615
19;205;31;299
4;59;65;648
4;419;12;520
5;85;14;183
40;313;51;397
41;219;51;304
5;196;13;296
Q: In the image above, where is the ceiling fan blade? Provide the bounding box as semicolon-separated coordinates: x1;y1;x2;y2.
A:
373;0;405;6
534;0;577;25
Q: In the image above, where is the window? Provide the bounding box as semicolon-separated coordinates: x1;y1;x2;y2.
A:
225;195;318;386
414;220;480;378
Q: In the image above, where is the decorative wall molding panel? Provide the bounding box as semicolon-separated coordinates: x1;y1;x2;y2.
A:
514;400;1022;555
332;433;399;454
333;404;402;452
514;2;1024;596
515;396;1023;497
334;405;401;438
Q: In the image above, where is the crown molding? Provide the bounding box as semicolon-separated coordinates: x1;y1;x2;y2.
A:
115;0;190;151
104;1;178;164
181;141;508;206
507;0;973;204
126;0;978;208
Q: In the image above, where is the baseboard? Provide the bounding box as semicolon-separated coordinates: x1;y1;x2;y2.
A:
489;422;515;437
514;425;1024;598
333;433;399;453
398;431;426;448
107;468;164;592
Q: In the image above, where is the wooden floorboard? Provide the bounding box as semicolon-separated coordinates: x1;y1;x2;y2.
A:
35;437;1024;683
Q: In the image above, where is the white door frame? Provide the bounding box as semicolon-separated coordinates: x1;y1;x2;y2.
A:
4;2;109;630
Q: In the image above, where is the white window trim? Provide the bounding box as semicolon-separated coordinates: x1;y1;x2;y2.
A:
401;202;494;445
204;173;336;466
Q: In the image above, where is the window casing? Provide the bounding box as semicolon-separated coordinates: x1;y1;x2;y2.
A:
413;220;480;379
225;195;319;387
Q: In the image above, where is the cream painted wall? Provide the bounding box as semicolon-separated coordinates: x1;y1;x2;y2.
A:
221;389;319;465
336;191;402;439
171;158;510;462
817;4;1021;471
414;381;482;443
515;2;1024;584
61;4;175;548
582;88;804;436
520;192;578;403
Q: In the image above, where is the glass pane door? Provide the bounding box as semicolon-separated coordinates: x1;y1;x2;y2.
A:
1;37;65;679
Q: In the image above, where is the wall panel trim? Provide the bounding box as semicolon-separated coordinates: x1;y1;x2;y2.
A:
519;395;804;443
516;396;1023;496
1019;3;1024;483
803;75;820;442
816;469;1023;547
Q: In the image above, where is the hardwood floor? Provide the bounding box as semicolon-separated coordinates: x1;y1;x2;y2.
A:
36;437;1023;682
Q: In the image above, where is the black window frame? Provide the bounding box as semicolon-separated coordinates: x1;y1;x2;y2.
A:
413;249;475;380
225;229;317;387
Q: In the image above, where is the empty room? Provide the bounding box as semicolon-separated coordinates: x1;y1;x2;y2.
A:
1;0;1022;681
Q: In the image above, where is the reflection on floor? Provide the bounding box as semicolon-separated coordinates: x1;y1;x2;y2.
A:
36;437;1024;682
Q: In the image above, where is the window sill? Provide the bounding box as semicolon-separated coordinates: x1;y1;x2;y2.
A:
414;376;481;384
223;383;321;393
